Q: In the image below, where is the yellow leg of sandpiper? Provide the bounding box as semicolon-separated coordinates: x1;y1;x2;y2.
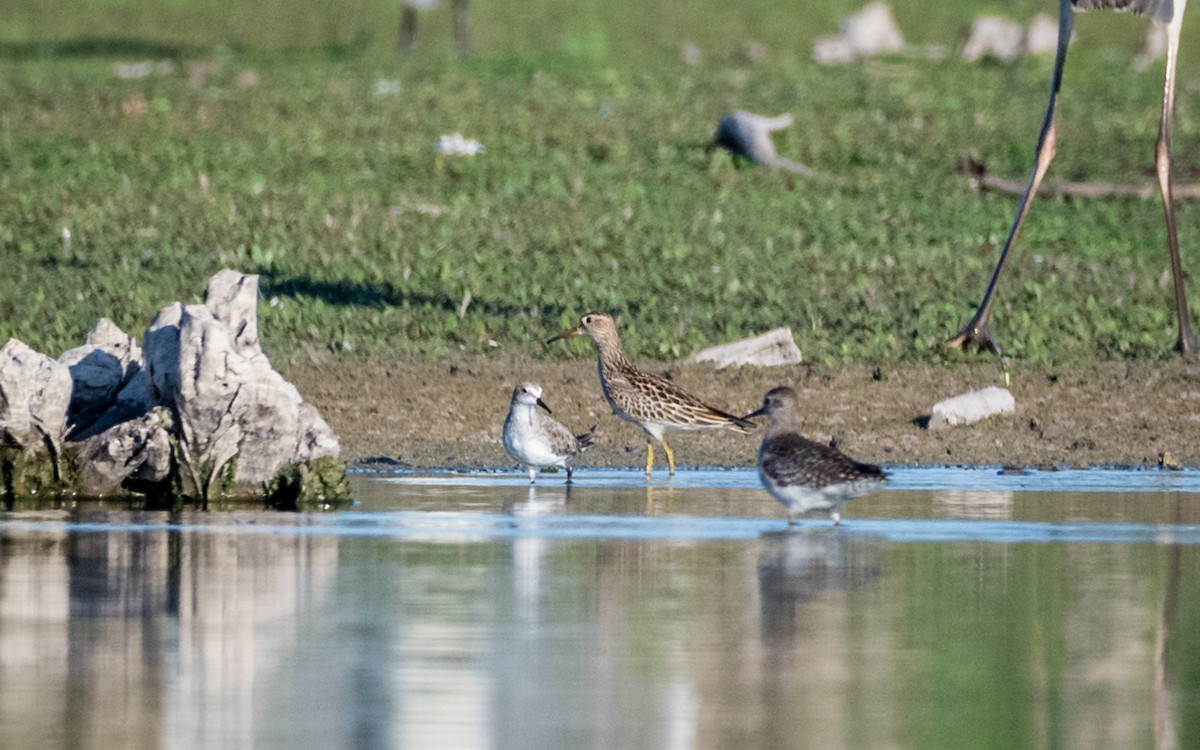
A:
661;439;676;476
645;442;654;479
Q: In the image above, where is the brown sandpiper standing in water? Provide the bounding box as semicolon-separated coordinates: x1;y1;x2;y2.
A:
502;383;596;484
743;386;888;526
547;311;754;479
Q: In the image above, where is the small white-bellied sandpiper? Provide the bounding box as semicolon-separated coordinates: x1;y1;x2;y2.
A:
547;311;754;478
503;383;596;483
743;386;888;525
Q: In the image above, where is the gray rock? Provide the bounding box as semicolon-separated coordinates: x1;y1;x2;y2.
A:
73;406;174;495
205;268;260;351
145;302;183;404
58;318;150;440
812;35;859;65
1025;13;1063;56
928;386;1015;429
962;17;1025;63
689;328;803;369
0;338;72;458
840;2;905;56
2;270;343;502
815;2;905;64
144;271;340;498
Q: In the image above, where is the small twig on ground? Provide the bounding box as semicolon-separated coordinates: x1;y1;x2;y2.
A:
961;159;1200;199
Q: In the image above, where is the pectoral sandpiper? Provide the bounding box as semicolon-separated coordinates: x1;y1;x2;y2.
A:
547;312;754;478
503;383;596;484
744;386;887;526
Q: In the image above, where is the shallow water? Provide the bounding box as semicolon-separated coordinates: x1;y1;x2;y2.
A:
3;467;1200;749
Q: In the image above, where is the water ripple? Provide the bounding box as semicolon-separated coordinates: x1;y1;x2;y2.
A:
3;512;1199;546
367;466;1200;494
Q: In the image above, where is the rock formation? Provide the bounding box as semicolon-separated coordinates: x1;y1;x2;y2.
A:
0;270;346;506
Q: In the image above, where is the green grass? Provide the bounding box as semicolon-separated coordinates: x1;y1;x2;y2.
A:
3;1;1200;365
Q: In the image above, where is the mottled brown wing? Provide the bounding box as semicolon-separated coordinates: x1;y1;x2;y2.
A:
542;415;584;457
615;365;754;431
760;433;886;490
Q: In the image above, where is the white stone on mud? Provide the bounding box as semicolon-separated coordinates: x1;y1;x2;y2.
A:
841;3;905;56
962;17;1024;63
814;2;905;64
813;35;858;65
688;328;803;369
928;386;1015;429
1024;13;1061;56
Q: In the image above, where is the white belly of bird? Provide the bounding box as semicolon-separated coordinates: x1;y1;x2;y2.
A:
503;421;568;469
759;468;867;514
763;477;840;511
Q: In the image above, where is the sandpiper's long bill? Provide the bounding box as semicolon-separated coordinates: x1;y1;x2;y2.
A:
744;386;887;526
502;382;596;484
549;312;754;479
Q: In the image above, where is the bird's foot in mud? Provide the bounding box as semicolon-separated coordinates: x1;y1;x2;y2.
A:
1172;331;1198;358
947;321;1002;356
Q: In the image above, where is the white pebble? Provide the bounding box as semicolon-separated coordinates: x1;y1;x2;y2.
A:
929;386;1015;429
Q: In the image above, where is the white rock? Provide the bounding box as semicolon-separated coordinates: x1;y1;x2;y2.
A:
963;16;1025;63
74;407;174;495
689;328;803;370
58;318;149;440
928;386;1015;430
373;79;402;96
2;271;341;501
0;338;73;454
1025;13;1062;56
813;3;904;64
841;2;905;56
144;272;340;497
813;35;858;65
1135;25;1167;71
435;132;485;157
112;61;175;80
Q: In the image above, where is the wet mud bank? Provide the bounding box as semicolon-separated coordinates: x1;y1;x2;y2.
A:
285;356;1200;472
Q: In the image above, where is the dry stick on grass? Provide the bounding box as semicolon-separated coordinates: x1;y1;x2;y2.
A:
969;173;1200;200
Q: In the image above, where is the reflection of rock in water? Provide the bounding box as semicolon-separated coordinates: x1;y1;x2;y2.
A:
934;489;1014;520
757;529;879;645
0;521;338;748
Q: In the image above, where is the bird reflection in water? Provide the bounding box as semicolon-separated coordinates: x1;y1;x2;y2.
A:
757;529;879;647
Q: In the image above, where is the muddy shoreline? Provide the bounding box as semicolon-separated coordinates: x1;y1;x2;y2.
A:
284;356;1200;473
